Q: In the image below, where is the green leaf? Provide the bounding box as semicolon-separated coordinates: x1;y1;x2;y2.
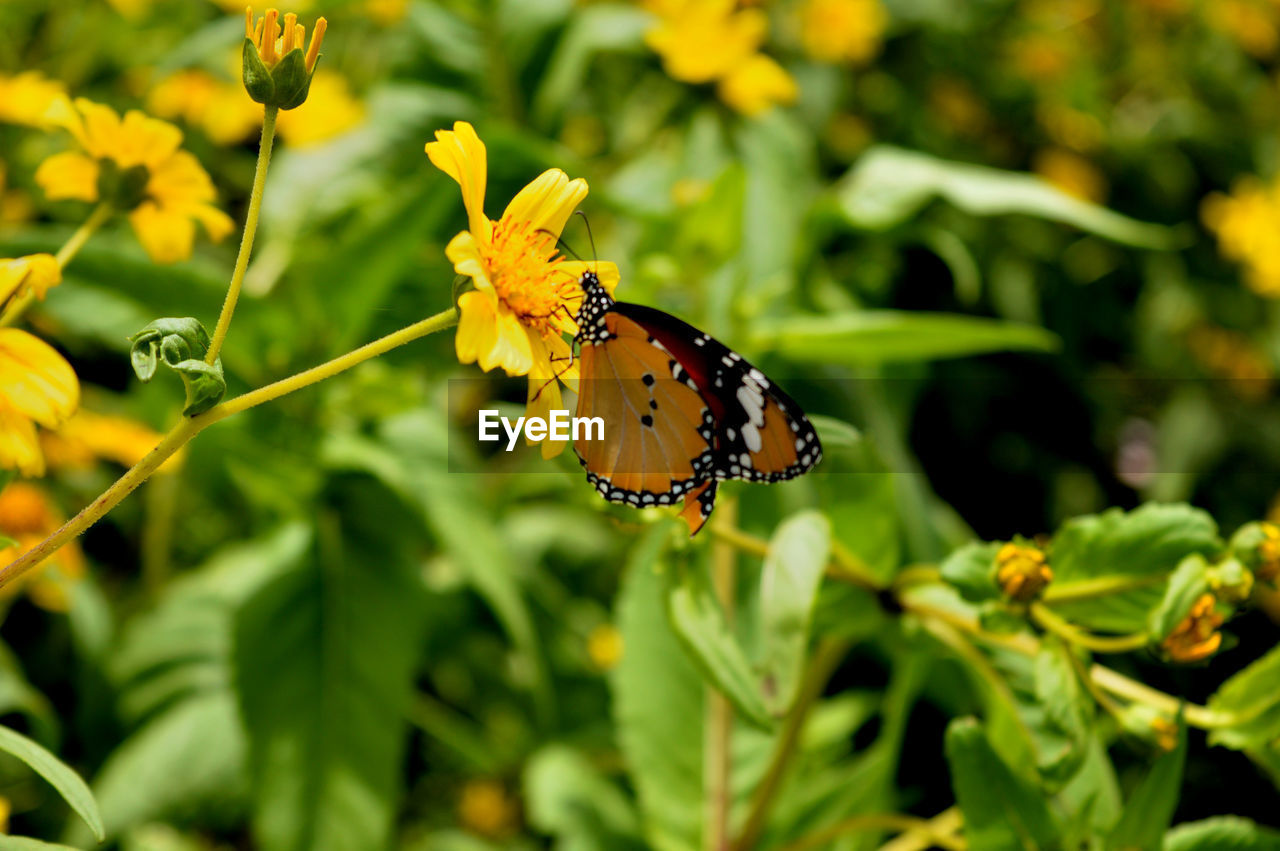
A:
758;511;832;716
808;415;862;450
751;311;1059;366
1163;817;1280;851
1108;718;1187;851
127;317;226;416
0;725;103;841
1033;638;1092;785
1208;642;1280;750
1047;504;1221;633
532;4;651;123
0;837;85;850
523;745;643;850
666;564;773;729
834;145;1181;249
233;479;428;851
1148;554;1211;640
945;717;1059;851
940;541;1002;602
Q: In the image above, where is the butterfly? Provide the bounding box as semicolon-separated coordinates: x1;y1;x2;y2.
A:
570;270;822;535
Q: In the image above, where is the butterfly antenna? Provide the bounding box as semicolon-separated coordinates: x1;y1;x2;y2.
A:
574;210;599;274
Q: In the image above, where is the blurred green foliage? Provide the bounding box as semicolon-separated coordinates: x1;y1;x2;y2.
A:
2;0;1280;849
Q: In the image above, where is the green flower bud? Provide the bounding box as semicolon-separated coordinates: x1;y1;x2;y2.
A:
243;7;328;110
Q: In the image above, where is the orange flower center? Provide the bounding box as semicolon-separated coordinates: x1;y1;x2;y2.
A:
482;218;578;337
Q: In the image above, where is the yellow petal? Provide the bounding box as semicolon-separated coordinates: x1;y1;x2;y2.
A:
117;109;184;169
0;405;44;477
0;329;79;428
557;260;620;297
526;361;567;461
501;169;588;241
35;152;100;202
717;54;798;116
455;290;534;376
425;121;492;244
445;230;493;290
190;204;235;242
0;254;61;307
145;150;217;207
128;202;195;264
74;98;125;161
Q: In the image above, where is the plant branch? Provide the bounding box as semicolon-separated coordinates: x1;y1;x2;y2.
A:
206;105;278;364
707;524;882;592
1030;603;1151;654
0;306;458;591
1041;573;1167;605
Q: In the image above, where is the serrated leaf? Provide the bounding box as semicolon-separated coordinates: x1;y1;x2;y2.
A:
0;726;103;841
834;145;1180;249
945;717;1059;851
1046;504;1221;633
666;564;773;730
1108;718;1186;851
758;511;832;716
1208;643;1280;750
751;311;1058;366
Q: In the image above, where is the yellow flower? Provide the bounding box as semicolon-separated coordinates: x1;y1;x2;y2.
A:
147;69;262;146
0;328;79;477
1149;714;1179;751
35;98;234;264
0;482;86;612
587;623;624;671
363;0;409;25
425;121;619;459
457;779;518;839
276;71;364;146
1211;0;1280;58
994;542;1053;602
0;72;67;128
1033;148;1107;203
0;163;36;227
1036;104;1105;153
928;78;990;138
797;0;887;65
1203;175;1280;298
718;54;798;116
645;0;766;83
40;409;184;474
1185;323;1273;399
0;254;60;317
1162;593;1224;662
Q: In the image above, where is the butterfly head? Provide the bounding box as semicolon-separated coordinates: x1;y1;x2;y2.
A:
573;270;614;344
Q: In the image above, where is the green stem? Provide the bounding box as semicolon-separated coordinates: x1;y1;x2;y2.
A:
1041;573;1167;605
0;202;112;327
206;105;278;365
707;523;881;592
706;499;737;851
0;306;458;592
1030;603;1151;654
733;638;852;851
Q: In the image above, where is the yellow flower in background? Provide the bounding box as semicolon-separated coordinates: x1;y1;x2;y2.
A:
1162;593;1224;662
1185;324;1273;400
0;163;35;227
426;121;619;458
587;623;624;671
0;482;86;612
276;71;365;146
1211;0;1280;58
1033;148;1107;203
0;328;79;477
1202;175;1280;298
147;69;261;146
1037;104;1105;153
0;254;60;316
36;99;234;264
645;0;766;83
40;409;185;473
363;0;409;25
644;0;795;115
928;78;990;138
0;72;67;128
797;0;887;64
718;54;798;116
457;779;518;839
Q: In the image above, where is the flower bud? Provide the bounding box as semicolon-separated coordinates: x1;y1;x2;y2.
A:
994;542;1053;603
1230;521;1280;584
1207;557;1254;604
1161;593;1223;663
243;7;328;110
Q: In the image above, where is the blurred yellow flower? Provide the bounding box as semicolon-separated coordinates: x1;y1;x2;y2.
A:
0;163;35;227
995;542;1052;602
0;482;86;612
147;69;262;146
0;329;79;477
0;254;60;317
41;409;184;473
363;0;409;25
1162;593;1223;662
1202;175;1280;298
35;99;234;264
718;54;798;116
0;72;67;128
928;78;990;138
587;623;624;671
105;0;154;17
1185;324;1273;399
276;71;365;146
644;0;795;115
426;121;619;458
1033;148;1107;203
797;0;887;65
1009;33;1073;83
457;779;518;838
1036;104;1105;153
1211;0;1280;58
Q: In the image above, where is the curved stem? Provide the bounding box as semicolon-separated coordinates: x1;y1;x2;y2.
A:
1030;603;1151;654
1041;573;1167;605
707;523;881;592
0;306;458;591
0;202;112;327
206;105;278;365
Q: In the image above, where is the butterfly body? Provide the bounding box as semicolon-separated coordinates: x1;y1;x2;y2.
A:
571;271;821;534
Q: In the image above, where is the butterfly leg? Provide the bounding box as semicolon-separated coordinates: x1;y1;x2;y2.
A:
529;345;577;403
